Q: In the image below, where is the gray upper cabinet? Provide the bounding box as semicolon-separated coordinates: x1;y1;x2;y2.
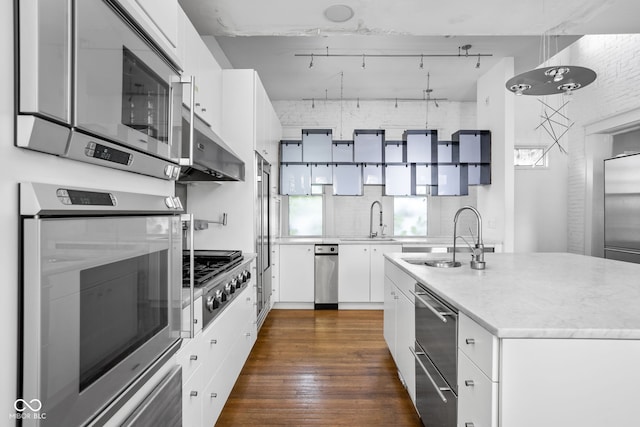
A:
384;164;412;196
454;130;491;164
405;130;437;163
354;129;384;163
281;164;311;195
432;164;469;196
385;141;405;163
302;129;332;162
333;164;363;195
281;141;302;162
332;141;353;162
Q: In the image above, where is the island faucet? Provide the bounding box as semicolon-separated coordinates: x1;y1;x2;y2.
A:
369;201;383;238
452;206;486;270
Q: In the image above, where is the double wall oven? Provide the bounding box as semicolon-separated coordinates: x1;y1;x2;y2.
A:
19;183;184;426
411;282;459;427
16;0;185;179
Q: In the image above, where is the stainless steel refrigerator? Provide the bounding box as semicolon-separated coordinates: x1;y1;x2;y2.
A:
604;153;640;264
255;153;272;328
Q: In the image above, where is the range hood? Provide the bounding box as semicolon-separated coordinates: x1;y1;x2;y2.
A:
179;108;245;182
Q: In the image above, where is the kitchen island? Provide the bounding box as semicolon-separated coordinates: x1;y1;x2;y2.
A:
384;252;640;427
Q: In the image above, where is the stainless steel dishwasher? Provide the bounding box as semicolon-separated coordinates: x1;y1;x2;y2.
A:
314;244;339;309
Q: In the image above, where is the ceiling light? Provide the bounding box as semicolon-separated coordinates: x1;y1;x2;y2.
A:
510;83;532;96
506;65;596;96
361;54;366;69
434;100;439;108
309;53;314;69
395;98;398;108
460;44;472;57
419;54;424;69
324;4;354;23
476;54;481;69
357;98;360;108
312;98;315;108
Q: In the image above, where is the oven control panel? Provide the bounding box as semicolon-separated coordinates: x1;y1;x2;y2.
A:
56;188;117;206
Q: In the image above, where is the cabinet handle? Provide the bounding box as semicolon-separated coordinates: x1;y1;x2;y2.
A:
247;297;252;302
194;318;198;324
210;393;217;399
190;391;198;397
465;338;475;345
409;289;454;323
465;380;475;387
210;339;217;345
201;107;207;112
190;355;198;361
245;332;251;337
410;346;450;403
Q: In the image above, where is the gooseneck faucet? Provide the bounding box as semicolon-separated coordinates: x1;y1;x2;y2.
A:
369;201;383;238
453;206;486;270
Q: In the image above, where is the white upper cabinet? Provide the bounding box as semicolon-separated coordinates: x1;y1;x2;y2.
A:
177;8;223;134
115;0;179;61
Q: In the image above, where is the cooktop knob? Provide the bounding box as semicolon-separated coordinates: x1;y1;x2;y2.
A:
231;278;239;289
237;273;245;284
206;296;217;312
244;270;251;280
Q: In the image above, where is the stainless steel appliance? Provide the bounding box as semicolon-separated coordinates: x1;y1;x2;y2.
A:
314;244;339;309
255;153;272;327
604;153;640;264
188;254;254;330
16;0;183;179
19;182;184;427
121;366;182;427
182;250;244;288
410;282;458;427
178;110;245;182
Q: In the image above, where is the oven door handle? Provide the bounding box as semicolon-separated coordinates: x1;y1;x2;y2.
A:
181;213;195;338
179;76;195;167
410;346;451;404
409;289;454;323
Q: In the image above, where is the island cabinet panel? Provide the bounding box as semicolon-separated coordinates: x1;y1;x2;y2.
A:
500;339;640;427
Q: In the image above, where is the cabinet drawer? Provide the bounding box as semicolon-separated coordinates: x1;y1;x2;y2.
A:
458;313;499;381
176;335;203;384
384;259;415;299
458;351;498;427
182;363;203;427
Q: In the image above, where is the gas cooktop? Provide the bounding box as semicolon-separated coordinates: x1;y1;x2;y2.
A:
183;250;243;288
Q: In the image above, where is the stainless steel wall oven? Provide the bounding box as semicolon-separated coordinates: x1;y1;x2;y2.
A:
16;0;184;179
19;183;184;426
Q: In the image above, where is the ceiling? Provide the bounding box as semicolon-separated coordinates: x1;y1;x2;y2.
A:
179;0;640;102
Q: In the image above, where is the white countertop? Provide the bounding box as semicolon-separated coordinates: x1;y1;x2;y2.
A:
386;252;640;340
276;236;501;247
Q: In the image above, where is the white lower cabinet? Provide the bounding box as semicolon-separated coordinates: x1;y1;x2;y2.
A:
176;278;257;426
458;351;498;427
340;244;402;303
278;244;314;302
383;268;415;403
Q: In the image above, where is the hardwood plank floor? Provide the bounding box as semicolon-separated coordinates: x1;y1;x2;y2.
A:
215;309;422;426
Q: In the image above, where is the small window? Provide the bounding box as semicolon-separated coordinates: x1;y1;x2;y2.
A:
394;197;427;236
288;196;322;236
514;147;549;168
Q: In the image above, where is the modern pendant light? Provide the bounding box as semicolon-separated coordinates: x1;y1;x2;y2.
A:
506;65;596;96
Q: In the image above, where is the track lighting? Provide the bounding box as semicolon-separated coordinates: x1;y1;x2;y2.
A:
476;54;481;69
419;54;424;69
395;98;398;108
312;98;315;108
361;54;366;69
357;98;360;108
309;53;314;69
434;100;439;108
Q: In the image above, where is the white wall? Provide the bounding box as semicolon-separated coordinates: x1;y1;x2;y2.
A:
273;99;480;237
476;57;515;252
1;1;172;416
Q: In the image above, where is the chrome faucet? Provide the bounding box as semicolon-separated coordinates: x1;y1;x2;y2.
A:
369;201;383;238
452;206;486;270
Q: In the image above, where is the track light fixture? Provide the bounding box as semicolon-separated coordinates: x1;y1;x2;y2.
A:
297;46;493;70
312;98;315;108
357;98;360;108
395;98;398;108
476;54;481;69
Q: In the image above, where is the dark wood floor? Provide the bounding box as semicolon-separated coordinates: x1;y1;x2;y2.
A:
215;309;422;426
